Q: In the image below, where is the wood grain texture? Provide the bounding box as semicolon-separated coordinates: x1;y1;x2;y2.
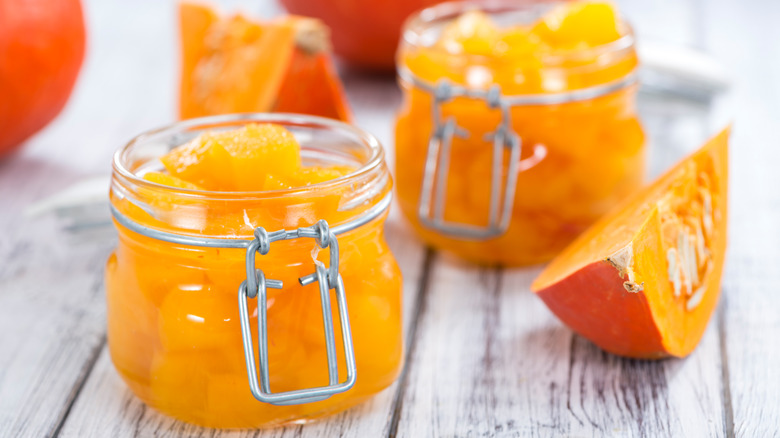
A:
393;261;726;438
0;1;178;436
59;349;404;438
702;0;780;436
0;214;111;438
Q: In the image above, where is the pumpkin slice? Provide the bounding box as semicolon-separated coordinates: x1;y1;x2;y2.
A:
272;16;352;121
532;128;729;358
179;2;218;120
178;2;352;121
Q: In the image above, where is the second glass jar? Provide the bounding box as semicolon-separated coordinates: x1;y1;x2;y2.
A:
394;1;645;266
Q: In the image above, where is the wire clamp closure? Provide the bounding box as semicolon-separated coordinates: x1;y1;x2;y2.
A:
399;66;637;240
238;219;357;406
418;79;523;240
110;192;393;405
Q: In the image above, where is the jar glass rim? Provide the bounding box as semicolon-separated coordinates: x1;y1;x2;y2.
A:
401;0;636;67
112;113;386;200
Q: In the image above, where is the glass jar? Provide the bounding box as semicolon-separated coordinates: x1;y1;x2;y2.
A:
106;114;402;428
395;1;645;266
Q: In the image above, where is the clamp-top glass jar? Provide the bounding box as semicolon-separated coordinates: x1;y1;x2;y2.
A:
106;114;402;428
395;1;645;265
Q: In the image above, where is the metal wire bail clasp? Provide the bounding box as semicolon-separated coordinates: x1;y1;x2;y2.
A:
418;80;522;240
238;220;357;405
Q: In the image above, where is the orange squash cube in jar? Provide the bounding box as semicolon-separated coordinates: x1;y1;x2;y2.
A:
395;1;645;265
106;114;402;428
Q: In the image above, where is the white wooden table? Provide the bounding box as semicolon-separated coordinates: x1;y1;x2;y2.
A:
1;0;779;436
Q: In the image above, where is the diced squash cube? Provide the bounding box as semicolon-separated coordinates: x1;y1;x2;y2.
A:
215;123;302;191
438;10;500;56
532;1;621;49
160;135;234;190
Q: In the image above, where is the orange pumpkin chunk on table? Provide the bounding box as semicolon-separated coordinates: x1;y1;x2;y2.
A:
178;2;352;121
532;129;729;358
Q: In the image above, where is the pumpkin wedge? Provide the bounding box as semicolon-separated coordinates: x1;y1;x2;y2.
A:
532;128;729;358
178;2;352;122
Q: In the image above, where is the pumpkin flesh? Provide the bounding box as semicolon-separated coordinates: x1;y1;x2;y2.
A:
532;129;729;358
178;2;351;122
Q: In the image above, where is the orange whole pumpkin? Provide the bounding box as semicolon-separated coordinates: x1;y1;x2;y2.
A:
280;0;444;70
0;0;86;157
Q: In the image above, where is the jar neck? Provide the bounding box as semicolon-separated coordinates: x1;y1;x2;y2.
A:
398;1;638;95
110;115;392;240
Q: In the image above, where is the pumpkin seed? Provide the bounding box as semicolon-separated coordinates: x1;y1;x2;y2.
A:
659;173;716;310
701;188;714;239
684;227;699;287
686;284;706;311
667;247;681;297
677;231;693;296
694;220;708;270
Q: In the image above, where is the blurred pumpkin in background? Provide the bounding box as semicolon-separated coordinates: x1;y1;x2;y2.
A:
280;0;445;70
0;0;86;157
179;2;352;121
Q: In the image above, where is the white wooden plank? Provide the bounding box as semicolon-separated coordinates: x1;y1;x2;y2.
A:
59;349;402;438
566;323;725;437
393;261;572;437
393;255;726;437
0;218;112;438
0;0;180;436
701;1;780;436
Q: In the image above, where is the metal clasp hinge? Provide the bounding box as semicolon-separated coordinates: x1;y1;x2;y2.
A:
238;220;357;405
418;80;525;240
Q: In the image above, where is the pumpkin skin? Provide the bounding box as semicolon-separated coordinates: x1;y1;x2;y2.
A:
532;129;730;358
273;44;352;121
280;0;444;70
178;2;351;122
0;0;86;157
